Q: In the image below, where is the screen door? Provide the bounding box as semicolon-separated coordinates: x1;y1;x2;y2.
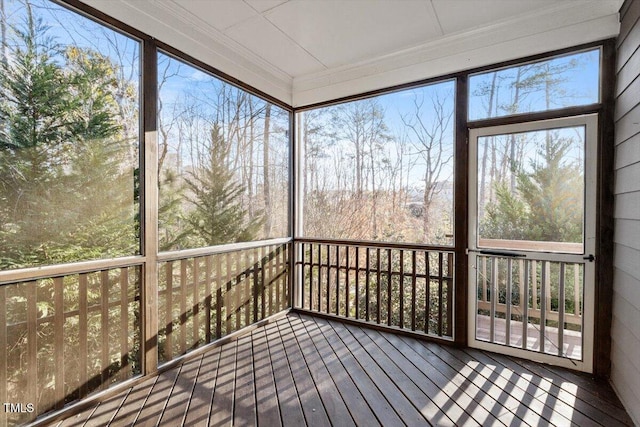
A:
468;115;597;372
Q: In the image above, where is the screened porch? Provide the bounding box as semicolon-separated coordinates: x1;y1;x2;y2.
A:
1;0;638;426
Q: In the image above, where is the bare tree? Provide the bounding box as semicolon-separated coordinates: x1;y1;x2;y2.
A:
385;131;418;215
332;99;390;237
402;91;454;238
332;99;388;198
476;72;498;211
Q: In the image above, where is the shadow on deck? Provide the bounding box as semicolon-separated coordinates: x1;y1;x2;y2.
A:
48;313;632;427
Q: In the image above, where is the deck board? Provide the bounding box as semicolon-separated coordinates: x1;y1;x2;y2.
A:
467;350;631;426
134;364;181;427
285;316;356;427
56;402;99;427
110;375;159;426
397;334;505;426
182;346;220;426
459;347;579;426
440;344;579;426
232;335;257;426
294;314;378;426
263;321;306;426
346;322;454;425
329;321;427;425
425;345;571;426
505;355;634;426
277;318;331;427
157;356;202;426
44;312;632;427
208;340;236;427
361;327;470;426
314;317;405;426
251;327;282;427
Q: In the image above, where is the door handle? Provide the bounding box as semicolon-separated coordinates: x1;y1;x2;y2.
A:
583;254;595;262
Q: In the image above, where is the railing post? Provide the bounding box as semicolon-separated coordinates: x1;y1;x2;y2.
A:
0;286;6;416
558;263;566;357
101;271;110;389
53;277;64;409
120;268;131;381
454;74;469;346
142;39;159;375
447;252;454;338
79;275;88;396
27;281;37;422
355;246;360;319
292;110;303;310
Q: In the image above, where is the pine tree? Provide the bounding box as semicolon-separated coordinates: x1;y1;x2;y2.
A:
185;123;263;246
56;47;138;261
480;182;530;240
480;131;583;243
0;3;141;411
158;167;190;251
0;13;74;267
0;10;137;268
517;133;583;242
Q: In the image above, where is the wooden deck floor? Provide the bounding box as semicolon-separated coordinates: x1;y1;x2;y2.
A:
50;313;632;427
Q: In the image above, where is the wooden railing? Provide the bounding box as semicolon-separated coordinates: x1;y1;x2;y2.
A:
157;241;290;363
295;239;454;339
0;240;291;425
0;265;142;426
478;238;583;254
475;254;583;358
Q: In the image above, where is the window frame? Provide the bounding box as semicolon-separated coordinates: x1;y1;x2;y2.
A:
467;46;602;122
295;79;457;247
155;49;292;253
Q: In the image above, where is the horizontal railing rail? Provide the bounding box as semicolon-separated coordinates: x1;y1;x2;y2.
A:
295;237;454;252
157;241;290;364
157;237;293;262
0;264;142;426
294;239;454;339
478;238;583;254
0;255;145;286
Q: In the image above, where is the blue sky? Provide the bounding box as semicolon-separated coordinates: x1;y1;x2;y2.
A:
5;0;599;185
9;0;600;136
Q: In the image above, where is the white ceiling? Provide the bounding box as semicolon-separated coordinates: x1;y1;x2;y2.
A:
82;0;624;106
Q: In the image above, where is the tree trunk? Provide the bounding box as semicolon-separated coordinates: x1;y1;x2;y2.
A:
0;0;7;66
479;72;497;214
262;104;271;236
370;142;377;238
490;137;496;204
509;67;523;191
246;99;255;218
423;170;430;238
355;136;363;198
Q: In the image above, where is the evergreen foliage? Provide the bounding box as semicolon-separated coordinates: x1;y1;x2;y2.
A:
184;123;263;246
480;131;584;243
0;11;138;269
158;167;190;251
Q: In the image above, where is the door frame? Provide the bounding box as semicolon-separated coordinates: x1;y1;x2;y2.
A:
467;114;598;372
